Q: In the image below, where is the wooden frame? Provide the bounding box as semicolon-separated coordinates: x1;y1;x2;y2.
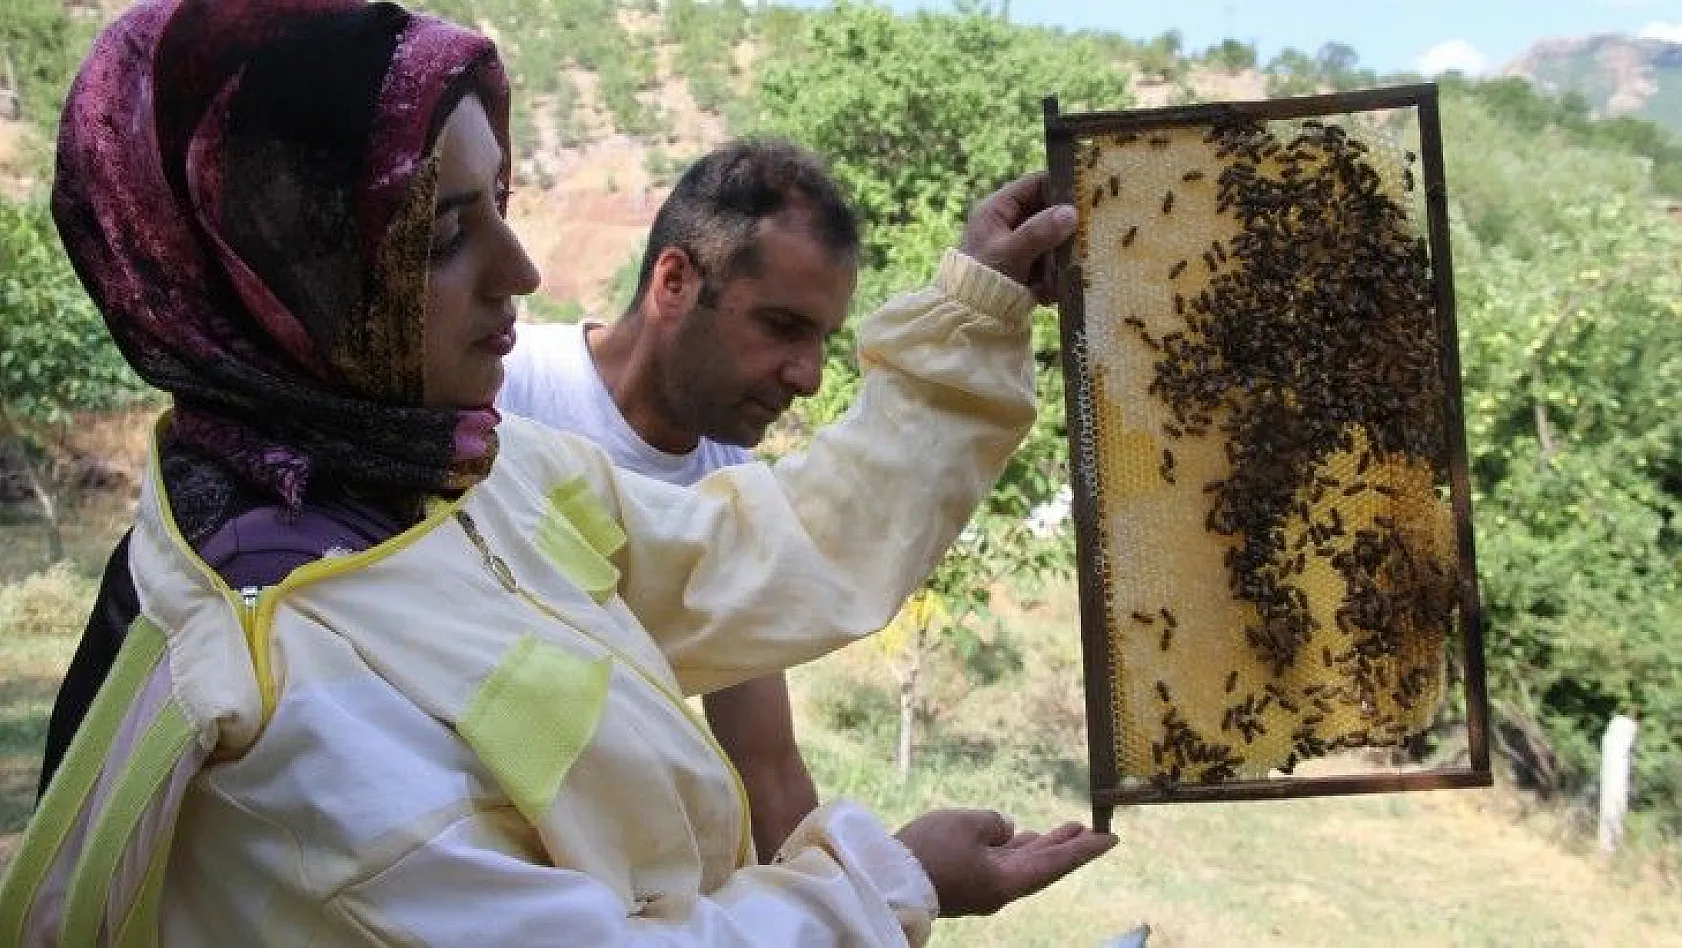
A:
1043;84;1491;832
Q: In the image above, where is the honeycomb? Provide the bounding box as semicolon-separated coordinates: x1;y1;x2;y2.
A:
1069;116;1459;787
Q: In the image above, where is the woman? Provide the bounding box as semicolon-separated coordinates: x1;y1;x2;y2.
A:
1;1;1112;944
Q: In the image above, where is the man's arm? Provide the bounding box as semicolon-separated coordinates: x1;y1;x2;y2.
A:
703;673;819;858
595;175;1074;693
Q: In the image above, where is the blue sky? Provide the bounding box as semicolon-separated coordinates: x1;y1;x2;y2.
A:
786;0;1682;75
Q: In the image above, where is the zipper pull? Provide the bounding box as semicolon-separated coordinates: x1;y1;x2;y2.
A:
239;586;261;609
457;511;518;592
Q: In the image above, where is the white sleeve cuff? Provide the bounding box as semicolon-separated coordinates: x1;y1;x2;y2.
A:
776;799;939;945
935;249;1037;327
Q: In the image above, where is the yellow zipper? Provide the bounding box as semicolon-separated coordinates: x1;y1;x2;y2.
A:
144;413;471;723
455;509;755;867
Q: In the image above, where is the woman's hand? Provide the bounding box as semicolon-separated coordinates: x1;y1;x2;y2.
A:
896;808;1118;917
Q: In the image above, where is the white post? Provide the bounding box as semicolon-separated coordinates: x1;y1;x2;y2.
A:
1598;715;1637;855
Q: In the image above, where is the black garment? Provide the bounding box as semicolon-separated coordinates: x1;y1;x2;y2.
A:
38;530;140;798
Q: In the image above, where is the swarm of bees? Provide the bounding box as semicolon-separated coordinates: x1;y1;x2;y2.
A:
1072;113;1460;789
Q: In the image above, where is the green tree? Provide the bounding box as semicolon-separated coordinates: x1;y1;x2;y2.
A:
1203;39;1257;73
1456;195;1682;825
0;0;95;129
1265;47;1321;98
0;198;145;562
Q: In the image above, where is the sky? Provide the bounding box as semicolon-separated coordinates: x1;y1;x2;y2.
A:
786;0;1682;76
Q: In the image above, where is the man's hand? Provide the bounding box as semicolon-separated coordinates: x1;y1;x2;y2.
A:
959;172;1077;304
896;808;1117;917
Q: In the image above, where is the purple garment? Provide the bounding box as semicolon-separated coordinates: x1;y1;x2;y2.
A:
197;497;407;589
39;496;405;798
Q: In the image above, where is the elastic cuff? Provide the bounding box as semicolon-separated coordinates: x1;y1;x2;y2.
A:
936;249;1036;327
781;799;939;943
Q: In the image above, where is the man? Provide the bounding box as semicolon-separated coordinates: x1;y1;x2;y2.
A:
497;139;856;856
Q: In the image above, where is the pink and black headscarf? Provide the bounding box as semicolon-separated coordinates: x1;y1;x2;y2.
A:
54;0;511;525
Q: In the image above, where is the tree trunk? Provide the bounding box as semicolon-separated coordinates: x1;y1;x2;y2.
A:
1534;400;1557;465
896;627;924;783
0;406;64;564
20;450;64;563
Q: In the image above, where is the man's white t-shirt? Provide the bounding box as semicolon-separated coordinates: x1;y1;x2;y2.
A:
497;321;751;486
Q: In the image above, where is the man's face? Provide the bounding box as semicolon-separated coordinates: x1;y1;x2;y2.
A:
661;212;856;448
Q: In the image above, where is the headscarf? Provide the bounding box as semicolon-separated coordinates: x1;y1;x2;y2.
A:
52;0;512;533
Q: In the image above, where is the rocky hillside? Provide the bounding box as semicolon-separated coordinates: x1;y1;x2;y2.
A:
1503;34;1682;134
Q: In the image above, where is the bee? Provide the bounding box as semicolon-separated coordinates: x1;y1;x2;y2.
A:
1182;169;1205;183
1091;186;1104;208
1159;627;1174;651
1225;670;1239;694
1156;680;1172;702
1160;607;1178;628
1109;174;1120;197
1162;190;1175;214
1169;259;1188;280
1122;225;1138;247
1149;134;1171;148
1131;610;1156;624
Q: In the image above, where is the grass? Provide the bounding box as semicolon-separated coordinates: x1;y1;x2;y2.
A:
0;534;110;868
3;503;1680;945
790;591;1682;947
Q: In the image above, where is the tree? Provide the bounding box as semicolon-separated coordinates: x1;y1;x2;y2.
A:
1264;47;1320;98
1456;195;1682;825
753;1;1128;263
1314;41;1364;90
0;0;96;129
1204;39;1257;73
0;197;145;562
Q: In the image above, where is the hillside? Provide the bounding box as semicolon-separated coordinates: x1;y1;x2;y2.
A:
1504;34;1682;135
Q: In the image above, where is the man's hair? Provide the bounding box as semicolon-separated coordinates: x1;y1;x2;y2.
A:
629;139;860;310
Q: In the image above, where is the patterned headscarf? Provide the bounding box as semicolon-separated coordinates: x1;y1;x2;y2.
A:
53;0;511;526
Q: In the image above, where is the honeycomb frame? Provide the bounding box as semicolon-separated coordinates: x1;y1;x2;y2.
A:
1044;85;1491;831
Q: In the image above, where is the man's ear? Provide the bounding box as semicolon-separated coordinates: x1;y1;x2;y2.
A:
647;246;704;325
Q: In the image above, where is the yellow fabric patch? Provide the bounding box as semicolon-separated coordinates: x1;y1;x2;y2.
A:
61;701;194;947
458;634;612;825
536;477;628;603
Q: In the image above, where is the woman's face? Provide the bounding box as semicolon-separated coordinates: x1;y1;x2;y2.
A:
422;94;540;408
